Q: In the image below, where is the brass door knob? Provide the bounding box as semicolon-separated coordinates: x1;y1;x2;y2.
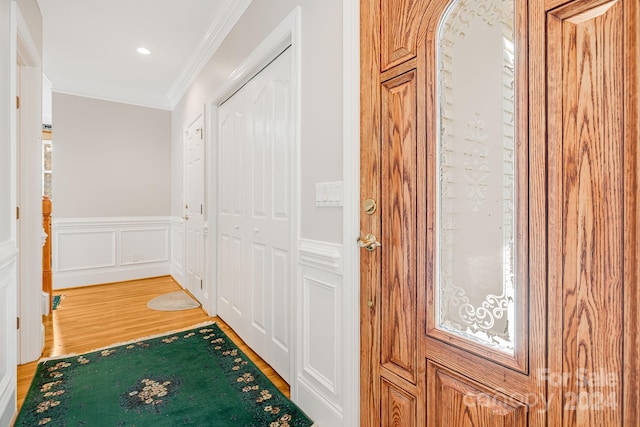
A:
357;233;381;252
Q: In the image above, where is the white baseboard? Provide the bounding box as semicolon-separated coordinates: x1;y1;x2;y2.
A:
52;217;172;289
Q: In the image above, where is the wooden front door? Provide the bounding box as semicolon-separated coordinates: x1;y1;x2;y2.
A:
360;0;639;426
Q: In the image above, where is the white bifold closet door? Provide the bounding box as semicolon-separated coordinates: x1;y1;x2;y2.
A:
217;47;293;383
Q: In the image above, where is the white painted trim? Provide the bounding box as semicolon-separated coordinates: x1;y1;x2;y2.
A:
167;0;253;108
170;216;185;287
16;1;44;364
208;7;299;105
52;217;172;289
53;216;174;228
50;87;172;111
0;241;18;268
296;239;346;424
301;273;340;395
296;376;345;422
205;105;218;317
1;3;18;421
342;0;361;425
15;6;38;66
0;240;17;425
298;239;343;274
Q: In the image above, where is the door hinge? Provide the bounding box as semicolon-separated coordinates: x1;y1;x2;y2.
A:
200;204;203;214
16;206;20;220
200;279;203;289
16;96;20;109
17;317;20;330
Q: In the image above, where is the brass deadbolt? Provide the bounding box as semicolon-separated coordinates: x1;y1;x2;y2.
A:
363;198;377;215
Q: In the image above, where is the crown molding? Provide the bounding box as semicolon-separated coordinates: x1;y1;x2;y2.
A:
51;86;172;111
166;0;253;108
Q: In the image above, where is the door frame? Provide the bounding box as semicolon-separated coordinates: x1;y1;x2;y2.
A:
341;0;361;424
206;7;301;386
15;2;44;365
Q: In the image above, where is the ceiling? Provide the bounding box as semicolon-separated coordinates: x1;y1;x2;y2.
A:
37;0;248;110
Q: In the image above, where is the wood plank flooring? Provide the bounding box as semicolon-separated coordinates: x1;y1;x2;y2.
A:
17;276;289;410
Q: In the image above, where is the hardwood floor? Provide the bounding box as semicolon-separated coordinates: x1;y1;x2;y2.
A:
16;276;289;410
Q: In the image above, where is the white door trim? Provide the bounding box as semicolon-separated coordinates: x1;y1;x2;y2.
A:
341;0;360;425
16;1;44;364
208;5;301;390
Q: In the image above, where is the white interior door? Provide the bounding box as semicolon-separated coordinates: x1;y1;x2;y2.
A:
184;114;206;304
217;47;293;382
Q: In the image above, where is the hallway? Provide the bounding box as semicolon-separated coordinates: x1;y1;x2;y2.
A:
16;276;289;410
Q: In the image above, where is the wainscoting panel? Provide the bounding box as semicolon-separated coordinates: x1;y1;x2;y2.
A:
121;228;169;265
56;231;116;272
296;239;344;426
303;274;339;393
0;241;18;426
52;217;172;289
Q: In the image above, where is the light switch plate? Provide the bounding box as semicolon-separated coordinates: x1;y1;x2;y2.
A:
316;181;343;207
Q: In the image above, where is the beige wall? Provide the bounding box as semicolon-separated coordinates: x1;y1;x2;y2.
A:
172;0;343;243
53;93;172;218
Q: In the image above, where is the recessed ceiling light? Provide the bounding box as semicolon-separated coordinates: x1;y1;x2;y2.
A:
136;47;151;55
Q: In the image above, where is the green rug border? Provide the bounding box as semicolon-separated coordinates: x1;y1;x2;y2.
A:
16;321;314;427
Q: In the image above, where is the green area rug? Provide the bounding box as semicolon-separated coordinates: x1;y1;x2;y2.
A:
16;323;314;426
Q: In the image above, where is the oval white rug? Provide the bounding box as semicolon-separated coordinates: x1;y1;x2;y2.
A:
147;291;200;311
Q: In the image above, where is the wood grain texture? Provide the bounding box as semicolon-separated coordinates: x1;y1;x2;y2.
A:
427;363;527;427
364;0;547;425
380;70;418;383
548;0;630;425
17;276;289;410
622;1;640;424
42;196;52;311
380;0;428;71
381;378;417;427
360;0;383;424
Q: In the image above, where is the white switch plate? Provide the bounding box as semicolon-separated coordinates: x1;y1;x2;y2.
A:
316;181;343;207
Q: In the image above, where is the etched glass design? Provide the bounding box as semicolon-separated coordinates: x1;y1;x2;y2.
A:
436;0;516;354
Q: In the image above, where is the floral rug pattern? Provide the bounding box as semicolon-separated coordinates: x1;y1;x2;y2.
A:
16;324;314;427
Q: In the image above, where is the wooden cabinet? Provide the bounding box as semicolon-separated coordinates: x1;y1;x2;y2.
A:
360;0;639;425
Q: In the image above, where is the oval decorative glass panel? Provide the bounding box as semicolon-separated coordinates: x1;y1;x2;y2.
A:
436;0;516;354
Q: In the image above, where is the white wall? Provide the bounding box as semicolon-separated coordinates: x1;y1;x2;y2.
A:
53;93;172;218
171;0;343;244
